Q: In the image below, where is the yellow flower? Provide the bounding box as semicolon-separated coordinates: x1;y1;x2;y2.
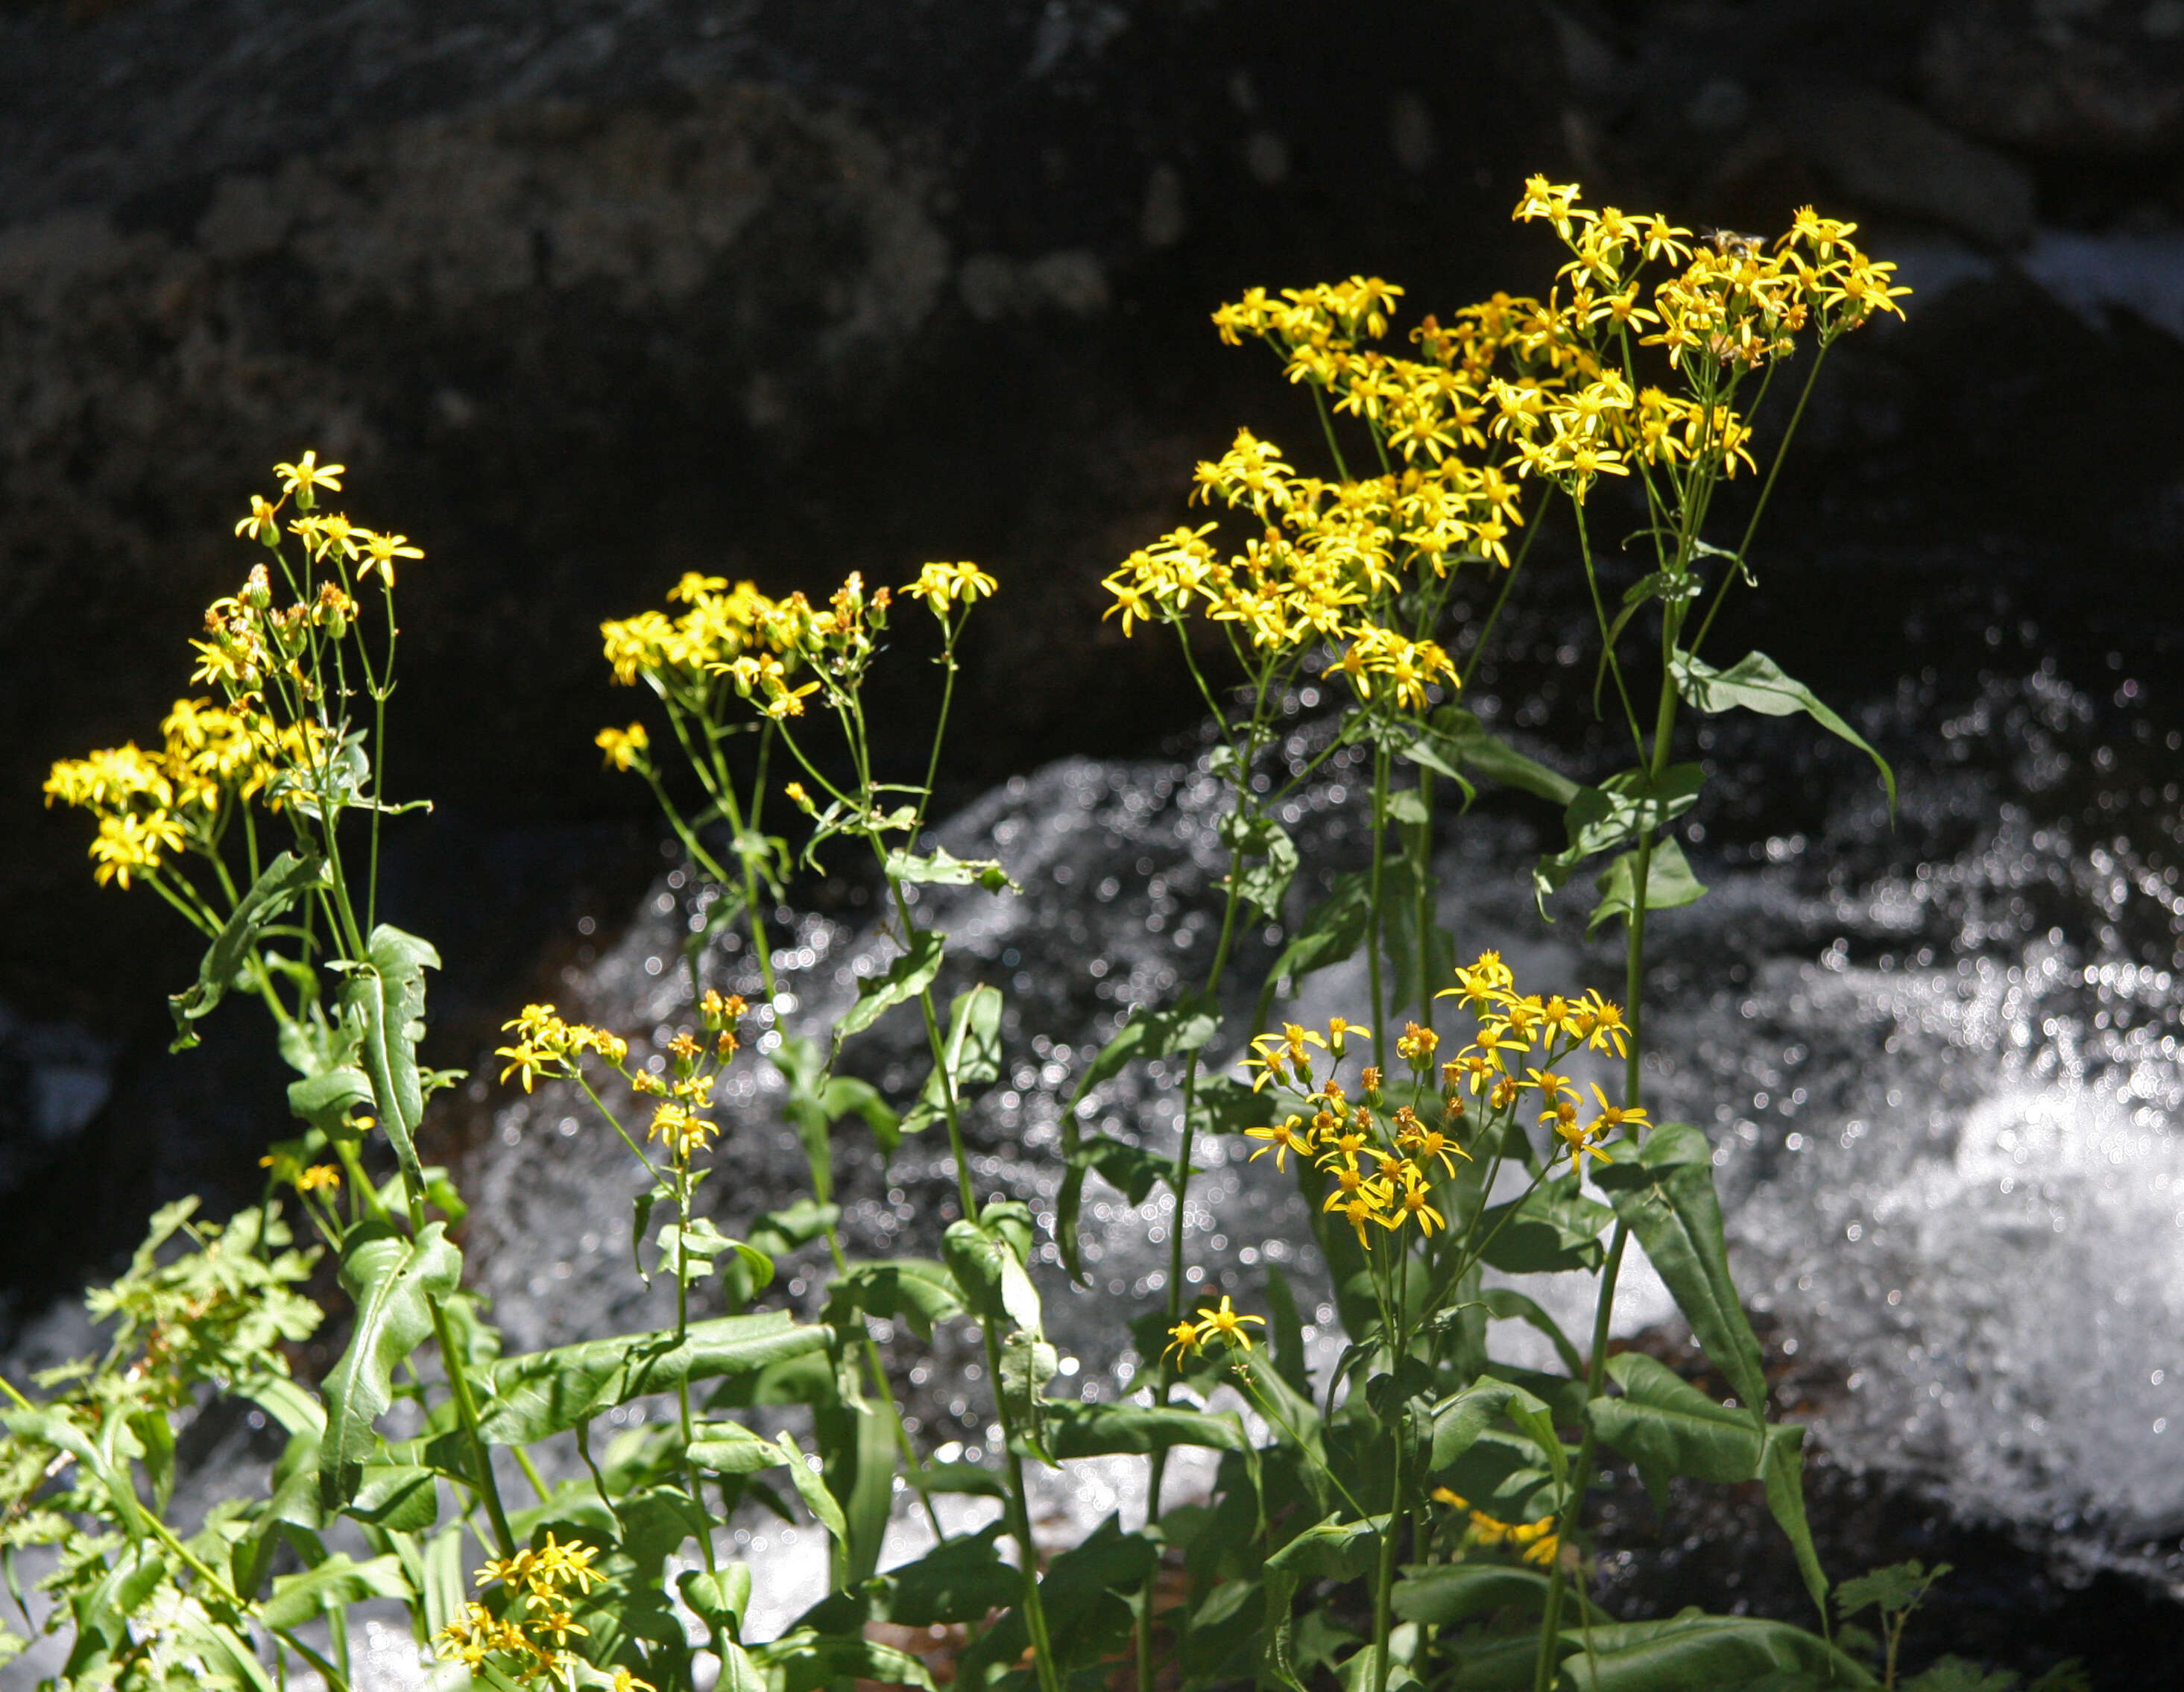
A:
1576;990;1629;1057
1395;1021;1439;1067
1163;1317;1204;1360
1189;1295;1266;1351
648;1101;718;1157
1383;1169;1447;1236
88;809;185;888
1587;1083;1650;1140
1326;1015;1367;1057
596;722;648;772
359;531;423;587
1246;1114;1316;1171
234;494;282;545
272;450;344;503
904;560;999;613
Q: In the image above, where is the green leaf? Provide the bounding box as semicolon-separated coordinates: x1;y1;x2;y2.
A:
901;985;1006;1136
420;1526;469;1641
1761;1416;1832;1623
1534;765;1705;913
1080;1134;1170;1204
821;1076;900;1153
751;1628;937;1692
1478;1175;1613;1275
168;850;328;1049
1188;1072;1266;1137
921;1462;1009;1497
745;1199;842;1259
1428;707;1580;806
1835;1559;1951;1622
798;1525;1019;1633
1556;1609;1875;1690
318;1221;462;1510
825;1258;966;1340
884;846;1020;894
261;1552;411;1630
824;1396;898;1585
1581;1351;1828;1619
955;1515;1153;1691
1384;786;1431;827
632;1183;668;1283
1672;648;1896;811
1263;1515;1390;1692
771;1432;850;1551
943;1219;1041;1336
1587;1352;1762;1506
471;1310;830;1445
687;1421;785;1475
1222;811;1301;923
1266;1263;1313;1398
1901;1659;2021;1692
999;1329;1059;1454
1594;1123;1767;1417
341;924;444;1190
1254;874;1373;1032
1035;1401;1249;1459
1421;1376;1568;1502
1392;1563;1552;1626
654;1218;769;1290
678;1563;754;1637
1588;837;1708;937
1063;992;1222;1117
346;1464;438;1532
286;1064;373;1139
836;930;946;1041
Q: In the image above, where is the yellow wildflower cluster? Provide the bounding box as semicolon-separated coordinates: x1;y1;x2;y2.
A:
902;559;999;615
435;1534;605;1682
596;722;649;771
1242;954;1645;1222
45;699;285;888
1241;1017;1473;1245
1436;951;1644;1175
1103;438;1486;712
601;574;779;691
495;1003;632;1092
601;562;998;744
497;994;748;1163
1162;1294;1266;1361
1432;1488;1559;1568
1486;178;1907;492
259;1152;341;1196
47;454;424;894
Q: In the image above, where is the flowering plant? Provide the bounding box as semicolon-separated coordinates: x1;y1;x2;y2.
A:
13;179;2024;1692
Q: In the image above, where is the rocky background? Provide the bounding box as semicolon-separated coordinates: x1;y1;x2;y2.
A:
1;0;2183;1674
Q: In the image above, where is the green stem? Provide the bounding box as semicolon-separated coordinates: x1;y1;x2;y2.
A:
891;882;1061;1692
429;1292;517;1559
1366;743;1391;1071
1687;344;1831;662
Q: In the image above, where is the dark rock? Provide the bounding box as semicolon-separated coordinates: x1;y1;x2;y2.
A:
1784;84;2036;247
1922;0;2184;158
